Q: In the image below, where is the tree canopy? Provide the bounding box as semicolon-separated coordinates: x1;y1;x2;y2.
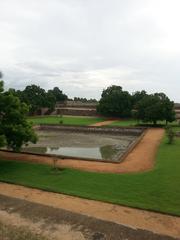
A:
97;85;175;124
97;85;132;117
131;90;147;107
6;85;67;115
134;93;175;124
0;75;37;151
48;87;68;102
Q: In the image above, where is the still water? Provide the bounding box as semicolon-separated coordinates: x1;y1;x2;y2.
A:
23;145;122;161
22;130;136;161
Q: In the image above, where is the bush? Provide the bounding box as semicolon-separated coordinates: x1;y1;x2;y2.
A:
166;126;175;144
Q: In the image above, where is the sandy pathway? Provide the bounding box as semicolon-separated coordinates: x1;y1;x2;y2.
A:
0;128;164;173
0;182;179;239
90;120;117;126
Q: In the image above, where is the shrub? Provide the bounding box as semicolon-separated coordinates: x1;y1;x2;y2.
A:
166;126;175;144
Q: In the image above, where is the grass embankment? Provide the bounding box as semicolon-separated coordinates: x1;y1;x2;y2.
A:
28;115;105;126
0;132;180;216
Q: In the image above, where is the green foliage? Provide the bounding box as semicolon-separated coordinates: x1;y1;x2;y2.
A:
0;81;37;151
21;85;48;114
0;82;3;93
98;86;175;123
131;90;147;107
6;85;67;115
0;135;6;147
135;93;175;125
74;97;97;103
109;119;179;127
45;91;56;111
97;85;132;117
48;87;67;102
166;126;175;144
0;134;180;216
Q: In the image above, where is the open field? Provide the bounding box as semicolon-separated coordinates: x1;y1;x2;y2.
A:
0;132;180;216
28;115;105;126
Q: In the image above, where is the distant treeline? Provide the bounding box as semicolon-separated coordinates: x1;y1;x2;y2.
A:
3;80;176;124
5;85;97;115
6;85;68;115
97;85;175;124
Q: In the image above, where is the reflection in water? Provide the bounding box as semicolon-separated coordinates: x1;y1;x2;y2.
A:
22;145;122;161
100;145;120;160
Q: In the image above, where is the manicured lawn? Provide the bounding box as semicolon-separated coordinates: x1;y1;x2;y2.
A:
0;134;180;216
110;119;179;127
28;115;105;126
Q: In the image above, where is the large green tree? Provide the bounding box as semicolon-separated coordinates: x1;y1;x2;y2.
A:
97;85;132;117
134;93;175;124
0;75;37;151
21;85;47;114
131;90;147;107
48;87;67;102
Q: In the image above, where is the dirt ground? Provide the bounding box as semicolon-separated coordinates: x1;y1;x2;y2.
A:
90;120;117;126
0;193;179;240
0;128;164;173
0;183;179;239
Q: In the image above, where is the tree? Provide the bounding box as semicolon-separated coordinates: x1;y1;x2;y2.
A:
132;90;147;107
21;85;47;114
73;97;97;103
45;91;56;111
97;85;132;117
6;85;68;115
0;79;37;151
135;93;175;125
166;126;175;144
155;93;175;124
48;87;67;102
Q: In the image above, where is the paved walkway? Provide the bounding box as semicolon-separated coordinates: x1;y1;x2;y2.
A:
0;183;179;239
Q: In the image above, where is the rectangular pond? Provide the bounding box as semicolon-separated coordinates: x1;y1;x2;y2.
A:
22;129;139;162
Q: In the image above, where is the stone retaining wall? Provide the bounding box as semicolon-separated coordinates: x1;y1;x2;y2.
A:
56;108;97;116
0;127;146;163
34;124;145;136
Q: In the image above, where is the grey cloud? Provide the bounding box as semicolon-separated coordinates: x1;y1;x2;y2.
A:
0;0;180;101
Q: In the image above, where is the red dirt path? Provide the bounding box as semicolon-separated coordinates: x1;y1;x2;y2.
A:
90;120;117;126
0;182;179;239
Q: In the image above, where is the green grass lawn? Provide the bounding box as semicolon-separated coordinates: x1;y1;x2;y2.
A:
110;119;179;127
28;115;105;126
0;134;180;216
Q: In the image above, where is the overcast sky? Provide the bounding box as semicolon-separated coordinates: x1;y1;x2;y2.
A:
0;0;180;101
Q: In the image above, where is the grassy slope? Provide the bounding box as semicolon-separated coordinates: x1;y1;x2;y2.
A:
0;135;180;216
28;116;105;126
